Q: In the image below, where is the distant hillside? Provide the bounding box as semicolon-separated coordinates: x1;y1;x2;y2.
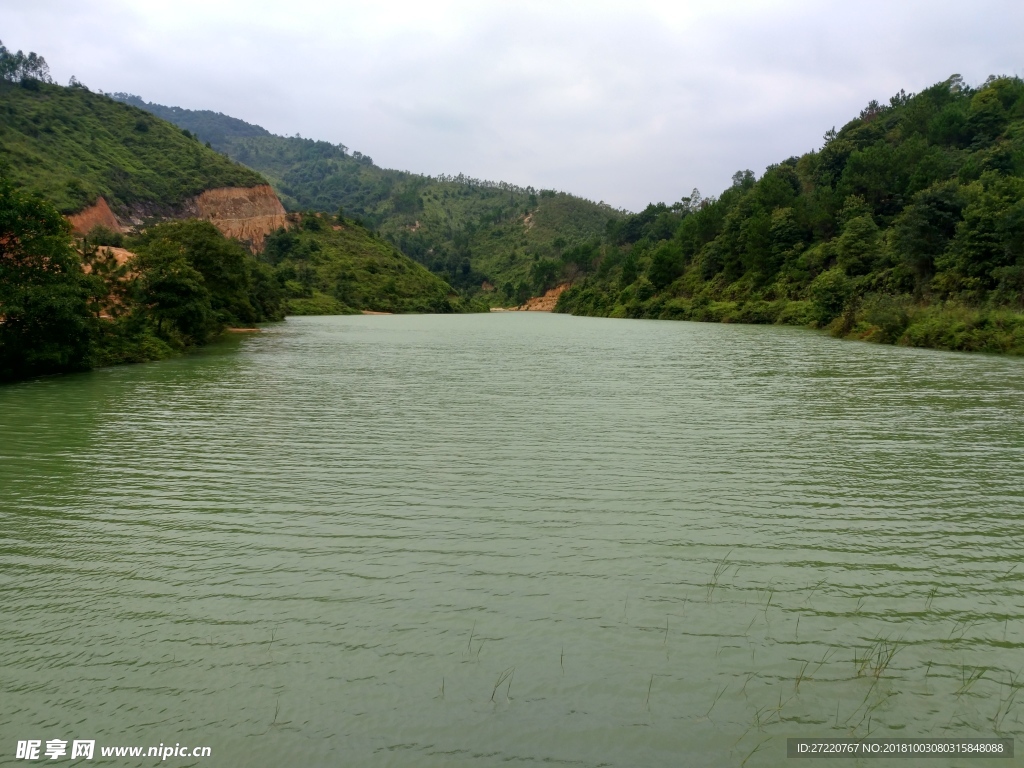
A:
113;94;271;146
557;75;1024;355
112;94;622;302
0;80;265;216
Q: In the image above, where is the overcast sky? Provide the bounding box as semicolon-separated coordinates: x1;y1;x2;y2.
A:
4;0;1022;210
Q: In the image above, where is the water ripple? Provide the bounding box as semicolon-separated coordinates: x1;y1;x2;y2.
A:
2;314;1024;767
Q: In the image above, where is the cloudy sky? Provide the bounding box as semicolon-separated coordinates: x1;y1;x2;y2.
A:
4;1;1022;210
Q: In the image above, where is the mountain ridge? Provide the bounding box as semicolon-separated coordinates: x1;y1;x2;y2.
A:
110;93;621;303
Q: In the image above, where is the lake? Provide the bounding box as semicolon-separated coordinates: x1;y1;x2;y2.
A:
3;313;1024;767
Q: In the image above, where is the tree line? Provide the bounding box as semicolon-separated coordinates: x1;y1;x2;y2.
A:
0;39;51;84
556;74;1024;354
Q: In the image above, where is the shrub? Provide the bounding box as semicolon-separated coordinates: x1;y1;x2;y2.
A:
859;293;911;343
808;267;853;326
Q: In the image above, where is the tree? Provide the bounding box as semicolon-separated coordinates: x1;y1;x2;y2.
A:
135;220;259;325
835;215;881;276
0;177;94;381
939;174;1024;291
530;258;560;293
648;240;684;289
731;170;755;189
808;267;852;326
617;251;637;289
889;182;964;288
133;241;213;343
0;40;52;83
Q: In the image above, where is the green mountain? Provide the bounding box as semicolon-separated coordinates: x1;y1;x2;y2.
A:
0;78;265;215
556;75;1024;354
112;93;621;302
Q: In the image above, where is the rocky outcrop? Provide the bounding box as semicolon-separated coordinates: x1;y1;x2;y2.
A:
186;185;287;252
67;197;122;235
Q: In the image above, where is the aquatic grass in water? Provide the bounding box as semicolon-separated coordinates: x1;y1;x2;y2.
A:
706;549;734;602
490;667;515;703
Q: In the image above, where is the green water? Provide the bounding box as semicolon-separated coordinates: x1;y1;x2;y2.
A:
2;314;1024;767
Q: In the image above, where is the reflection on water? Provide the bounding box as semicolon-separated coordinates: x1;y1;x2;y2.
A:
2;314;1024;767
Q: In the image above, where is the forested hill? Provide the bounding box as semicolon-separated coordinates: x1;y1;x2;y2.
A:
557;75;1024;354
112;94;621;303
264;213;479;316
0;79;265;216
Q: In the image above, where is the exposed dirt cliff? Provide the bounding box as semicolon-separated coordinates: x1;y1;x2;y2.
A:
66;197;121;235
520;284;567;311
495;283;570;312
65;185;288;252
185;185;287;252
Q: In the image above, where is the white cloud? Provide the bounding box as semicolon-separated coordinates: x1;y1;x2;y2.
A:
3;0;1022;209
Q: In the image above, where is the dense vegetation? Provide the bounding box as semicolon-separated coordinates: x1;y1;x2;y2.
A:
0;174;482;381
263;213;484;315
556;75;1024;354
0;73;264;215
0;175;94;379
0;175;283;382
113;94;620;302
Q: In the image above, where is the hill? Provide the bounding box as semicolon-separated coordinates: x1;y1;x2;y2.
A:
264;212;482;315
556;75;1024;354
0;43;283;381
0;79;265;216
112;93;621;302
